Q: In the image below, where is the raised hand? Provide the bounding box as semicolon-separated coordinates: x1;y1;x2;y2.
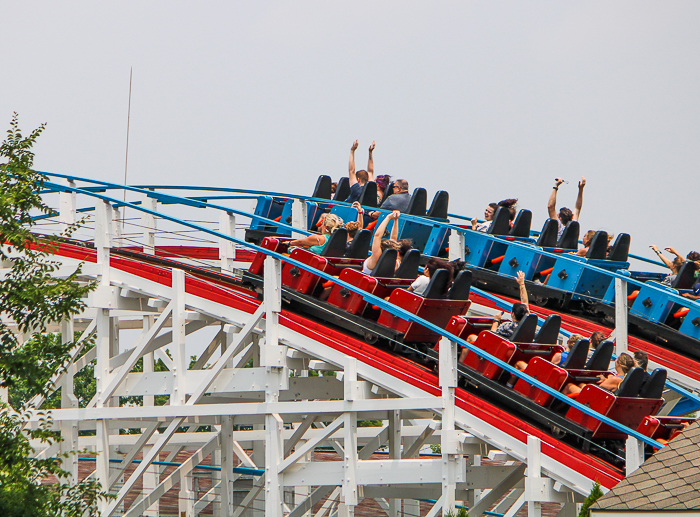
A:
351;140;359;152
579;176;586;189
516;271;525;285
555;177;565;187
369;140;375;152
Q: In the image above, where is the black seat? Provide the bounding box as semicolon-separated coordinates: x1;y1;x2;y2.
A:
319;228;348;258
585;340;614;371
638;368;667;399
426;191;449;219
607;233;630;262
358;181;378;208
371;249;398;278
536;219;559;247
671;262;697;289
510;314;538;343
447;270;472;301
533;314;561;344
422;268;450;299
509;209;532;238
560;338;589;369
345;229;371;258
556;221;580;250
395;249;420;279
406;188;427;216
585;231;609;260
333;177;350;202
382;181;395;204
616;367;645;397
312;175;332;200
487;207;512;236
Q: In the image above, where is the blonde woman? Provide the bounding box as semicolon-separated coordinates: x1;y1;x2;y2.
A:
288;213;343;254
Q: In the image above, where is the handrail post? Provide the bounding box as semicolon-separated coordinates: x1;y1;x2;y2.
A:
142;191;157;255
526;436;543;517
219;211;236;272
448;229;465;261
59;178;76;229
626;436;644;476
292;199;308;232
614;277;629;355
439;337;458;515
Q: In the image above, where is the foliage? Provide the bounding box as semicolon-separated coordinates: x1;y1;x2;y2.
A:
0;112;110;516
444;507;469;517
430;443;441;454
578;482;604;517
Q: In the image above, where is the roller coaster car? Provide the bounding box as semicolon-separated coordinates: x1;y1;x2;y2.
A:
637;414;697;443
248;236;293;276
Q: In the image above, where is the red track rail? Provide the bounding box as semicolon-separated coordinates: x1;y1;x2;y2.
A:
53;242;624;488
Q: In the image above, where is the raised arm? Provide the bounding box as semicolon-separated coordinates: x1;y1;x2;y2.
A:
665;247;683;260
548;178;564;219
573;176;586;220
390;210;400;241
348;140;359;186
650;245;674;271
366;211;398;271
516;270;529;307
367;141;375;181
351;201;364;227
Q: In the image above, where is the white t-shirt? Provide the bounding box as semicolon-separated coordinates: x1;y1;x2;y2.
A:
475;220;492;233
410;275;430;296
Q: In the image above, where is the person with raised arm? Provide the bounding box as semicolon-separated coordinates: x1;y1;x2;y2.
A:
362;210;401;275
491;271;530;339
548;176;586;240
346;140;375;204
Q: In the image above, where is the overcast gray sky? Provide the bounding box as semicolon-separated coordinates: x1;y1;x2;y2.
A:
3;1;699;266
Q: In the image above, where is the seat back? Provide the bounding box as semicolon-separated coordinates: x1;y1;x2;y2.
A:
533;314;561;344
334;177;350;202
320;228;348;257
607;233;630;262
585;231;609;260
510;314;538;343
312;175;332;199
556;221;580;249
584;340;614;371
422;268;450;299
509;209;532;238
345;229;371;258
616;367;645;397
487;207;511;236
394;249;420;279
536;219;559;247
382;182;395;204
448;270;472;301
426;190;449;219
406;188;427;216
371;249;398;278
672;262;697;289
639;368;667;399
358;181;378;208
560;338;589;369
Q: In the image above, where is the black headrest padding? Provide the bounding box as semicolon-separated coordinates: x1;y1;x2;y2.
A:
447;270;472;301
395;249;420;279
510;314;538;343
533;314;561;344
422;268;450;299
345;230;371;258
371;249;398;278
509;209;532;238
313;175;332;199
536;219;559;247
427;191;449;219
616;367;645;398
334;177;350;202
638;368;667;399
382;182;394;203
585;340;614;371
487;207;511;236
320;228;348;257
585;231;609;260
406;188;427;216
358;181;378;208
556;221;580;250
672;262;697;289
607;233;630;262
560;338;589;369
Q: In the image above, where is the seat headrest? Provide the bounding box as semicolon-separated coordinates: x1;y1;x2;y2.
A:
556;221;580;249
487;207;511;236
585;231;608;260
345;229;371;258
533;314;561;344
422;268;450;299
334;177;350;202
536;219;559;247
427;191;449;219
447;270;472;301
371;249;398;278
560;338;589;369
509;313;538;343
638;368;667;399
320;228;348;257
606;233;630;262
509;209;532;238
672;262;698;289
312;175;332;199
358;181;378;208
395;249;420;279
406;188;427;216
616;367;645;398
584;340;613;371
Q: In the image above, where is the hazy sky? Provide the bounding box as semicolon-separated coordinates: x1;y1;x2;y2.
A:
3;1;699;267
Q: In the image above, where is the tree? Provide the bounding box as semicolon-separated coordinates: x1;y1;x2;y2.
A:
0;112;110;516
578;482;604;517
